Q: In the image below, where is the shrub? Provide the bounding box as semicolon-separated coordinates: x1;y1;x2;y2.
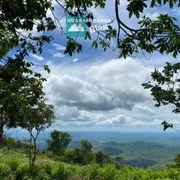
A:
52;163;74;180
43;163;53;176
165;168;180;179
65;164;76;177
88;163;100;180
7;156;21;171
35;173;51;180
15;163;29;180
99;164;118;180
15;163;50;180
77;165;89;178
0;163;11;176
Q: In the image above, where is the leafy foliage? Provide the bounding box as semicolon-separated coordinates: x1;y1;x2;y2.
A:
95;151;110;166
23;101;55;171
143;62;180;113
62;140;95;165
52;0;180;59
47;130;71;156
0;0;55;58
0;59;46;139
142;62;180;130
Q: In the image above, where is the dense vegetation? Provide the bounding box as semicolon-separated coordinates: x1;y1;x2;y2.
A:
1;147;180;180
1;133;180;179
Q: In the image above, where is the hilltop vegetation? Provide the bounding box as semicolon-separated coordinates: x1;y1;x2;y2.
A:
8;131;180;169
1;148;180;180
0;135;180;179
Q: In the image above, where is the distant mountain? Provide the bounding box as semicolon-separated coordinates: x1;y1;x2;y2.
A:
101;141;165;151
125;159;157;168
102;142;122;148
123;141;165;151
97;141;180;168
103;147;123;155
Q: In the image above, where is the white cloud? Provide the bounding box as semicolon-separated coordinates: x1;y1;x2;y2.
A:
73;58;78;63
52;105;180;128
42;57;180;129
133;105;155;116
53;52;65;58
17;23;42;38
95;116;180;128
52;43;66;50
44;58;151;112
30;54;44;61
45;74;118;111
95;114;133;126
55;106;104;122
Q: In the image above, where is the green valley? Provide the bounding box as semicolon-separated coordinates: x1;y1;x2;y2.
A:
96;141;180;168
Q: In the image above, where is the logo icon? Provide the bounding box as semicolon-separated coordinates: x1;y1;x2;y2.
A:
66;16;86;38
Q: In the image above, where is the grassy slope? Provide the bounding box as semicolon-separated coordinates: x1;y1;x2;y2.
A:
1;148;180;180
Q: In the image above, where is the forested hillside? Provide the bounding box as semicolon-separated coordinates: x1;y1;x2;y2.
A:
98;141;180;168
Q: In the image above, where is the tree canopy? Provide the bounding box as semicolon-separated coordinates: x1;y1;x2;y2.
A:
0;0;55;140
0;59;47;138
47;130;72;156
49;0;180;59
0;0;55;58
0;0;179;59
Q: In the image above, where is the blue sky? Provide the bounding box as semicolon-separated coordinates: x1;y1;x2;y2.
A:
22;0;180;132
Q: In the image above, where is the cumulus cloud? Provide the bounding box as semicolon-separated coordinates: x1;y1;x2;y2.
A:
43;57;180;129
53;106;105;127
95;114;133;126
85;59;151;107
54;106;104;122
52;105;180;128
95;116;180;128
53;106;138;127
45;74;118;111
44;58;152;113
